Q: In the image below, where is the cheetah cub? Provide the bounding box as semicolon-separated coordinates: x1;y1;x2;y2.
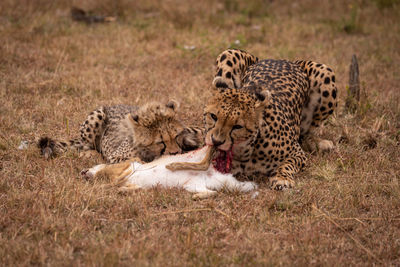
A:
39;101;203;163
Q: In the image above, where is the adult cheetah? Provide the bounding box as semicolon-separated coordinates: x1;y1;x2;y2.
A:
205;49;338;190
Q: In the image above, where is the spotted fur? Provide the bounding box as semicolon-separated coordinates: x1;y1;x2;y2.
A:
206;49;338;190
39;101;203;163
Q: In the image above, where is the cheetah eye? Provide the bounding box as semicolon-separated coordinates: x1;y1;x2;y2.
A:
210;113;218;121
232;125;243;130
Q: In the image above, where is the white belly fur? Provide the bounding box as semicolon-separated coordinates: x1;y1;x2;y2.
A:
89;146;257;194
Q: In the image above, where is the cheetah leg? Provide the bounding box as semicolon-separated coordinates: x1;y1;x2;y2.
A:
213;49;259;89
301;131;334;153
269;142;307;190
295;60;338;151
78;106;106;152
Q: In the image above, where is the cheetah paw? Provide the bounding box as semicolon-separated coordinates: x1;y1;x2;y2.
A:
269;176;294;191
318;139;334;152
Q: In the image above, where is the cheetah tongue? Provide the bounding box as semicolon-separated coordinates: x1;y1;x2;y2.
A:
212;148;233;173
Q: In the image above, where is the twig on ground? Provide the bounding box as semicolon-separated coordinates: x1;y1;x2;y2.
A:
214;208;236;222
345;54;361;113
353;218;368;226
152;208;212;216
312;205;382;263
152;207;236;221
331;217;400;221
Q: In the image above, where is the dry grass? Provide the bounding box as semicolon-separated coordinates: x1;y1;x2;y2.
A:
1;0;400;265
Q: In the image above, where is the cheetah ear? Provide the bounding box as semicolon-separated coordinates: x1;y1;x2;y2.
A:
254;90;271;108
166;100;179;111
128;114;139;125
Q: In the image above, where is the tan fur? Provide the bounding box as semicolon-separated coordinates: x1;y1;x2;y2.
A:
39;101;204;163
206;49;338;190
165;146;216;171
82;147;258;198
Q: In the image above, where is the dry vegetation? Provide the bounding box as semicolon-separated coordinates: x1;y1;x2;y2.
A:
1;0;400;265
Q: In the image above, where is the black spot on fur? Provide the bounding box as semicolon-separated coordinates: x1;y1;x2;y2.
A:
322;91;329;97
324;77;330;84
332;89;337;99
220;54;226;62
217;68;223;77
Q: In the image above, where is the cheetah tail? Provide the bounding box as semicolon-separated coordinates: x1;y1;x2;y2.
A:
38;137;57;159
38;136;93;159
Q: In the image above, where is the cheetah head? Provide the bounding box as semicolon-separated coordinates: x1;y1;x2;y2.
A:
204;87;270;164
128;100;202;162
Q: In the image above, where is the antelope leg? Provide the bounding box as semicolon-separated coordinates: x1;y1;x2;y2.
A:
166;146;215;171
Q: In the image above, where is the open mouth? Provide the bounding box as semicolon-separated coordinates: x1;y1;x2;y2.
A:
212;146;233;173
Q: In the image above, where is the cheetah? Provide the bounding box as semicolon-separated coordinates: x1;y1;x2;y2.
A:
203;49;338;190
38;101;203;163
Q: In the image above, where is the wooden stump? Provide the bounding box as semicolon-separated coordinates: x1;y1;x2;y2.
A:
345;54;360;113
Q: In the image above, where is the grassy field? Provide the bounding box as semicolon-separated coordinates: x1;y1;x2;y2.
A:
1;0;400;265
